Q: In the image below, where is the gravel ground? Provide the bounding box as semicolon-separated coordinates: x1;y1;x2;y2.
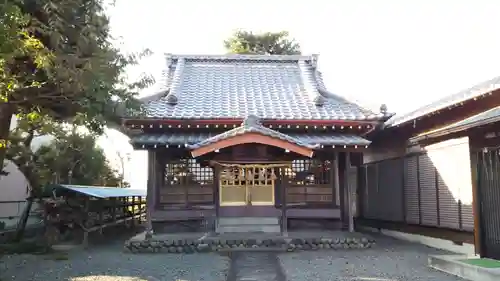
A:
279;235;465;281
1;233;465;281
0;239;230;281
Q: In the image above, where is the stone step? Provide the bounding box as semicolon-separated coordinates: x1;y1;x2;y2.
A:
218;217;279;226
216;224;281;234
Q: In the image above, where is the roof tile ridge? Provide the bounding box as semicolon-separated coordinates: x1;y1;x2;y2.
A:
298;59;324;106
138;54;177;103
313;71;388;117
164;57;186;105
168;53;312;62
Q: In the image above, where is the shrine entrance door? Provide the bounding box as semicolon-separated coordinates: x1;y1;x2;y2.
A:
219;165;275;206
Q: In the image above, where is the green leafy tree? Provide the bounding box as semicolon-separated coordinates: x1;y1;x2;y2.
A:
224;30;301;55
6;116;126;240
36;128;124;187
0;0;51;156
0;0;153;169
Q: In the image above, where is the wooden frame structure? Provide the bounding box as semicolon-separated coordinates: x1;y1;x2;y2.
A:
43;185;146;247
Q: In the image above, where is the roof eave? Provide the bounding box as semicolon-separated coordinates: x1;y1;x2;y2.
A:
122;117;383;126
410;114;500;144
386;79;500;128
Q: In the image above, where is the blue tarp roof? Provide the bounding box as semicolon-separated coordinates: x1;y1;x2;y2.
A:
53;184;146;198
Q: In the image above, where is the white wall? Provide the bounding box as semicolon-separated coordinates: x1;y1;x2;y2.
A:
0;160;30;218
0;116;51;228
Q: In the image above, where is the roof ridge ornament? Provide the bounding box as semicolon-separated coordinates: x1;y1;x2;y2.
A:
165;53;173;68
380;104;388;114
166;93;178;105
311;54;319;68
243;114;262;127
314;94;327;106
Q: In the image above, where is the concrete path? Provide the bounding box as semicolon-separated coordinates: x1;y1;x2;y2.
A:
227;252;285;281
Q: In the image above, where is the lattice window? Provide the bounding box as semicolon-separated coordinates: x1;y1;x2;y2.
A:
285;159;332;185
164;159;214;187
285;159;334;205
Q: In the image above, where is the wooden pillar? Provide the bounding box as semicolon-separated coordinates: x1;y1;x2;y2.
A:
111;198;116;221
470;149;483;256
146;150;157;236
131;196;136;227
98;202;104;234
281;168;288;236
338;152;346;229
82;198;90;248
345;152;354;232
213;164;220;233
332;152;340;207
155;156;163;208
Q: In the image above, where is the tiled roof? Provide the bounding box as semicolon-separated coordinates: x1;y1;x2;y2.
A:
141;54;389;121
186;115;319;150
385;76;500;128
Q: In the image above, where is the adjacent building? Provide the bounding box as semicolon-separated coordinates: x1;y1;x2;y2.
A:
359;77;500;259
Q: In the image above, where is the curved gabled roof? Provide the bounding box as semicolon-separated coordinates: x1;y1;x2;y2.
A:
186;115;319;150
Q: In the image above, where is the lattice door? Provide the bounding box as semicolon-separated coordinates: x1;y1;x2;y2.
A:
219;166;275;206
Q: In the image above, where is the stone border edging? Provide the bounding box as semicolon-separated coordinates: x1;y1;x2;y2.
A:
357;225;475;255
124;237;376;254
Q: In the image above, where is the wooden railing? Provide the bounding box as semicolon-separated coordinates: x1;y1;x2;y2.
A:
159;186;214;206
159;185;334;207
286;185;334;206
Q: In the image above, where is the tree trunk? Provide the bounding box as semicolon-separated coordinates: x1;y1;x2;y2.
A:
0;103;14;171
14;164;40;242
14;194;34;242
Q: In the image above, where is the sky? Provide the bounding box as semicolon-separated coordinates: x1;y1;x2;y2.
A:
99;0;500;189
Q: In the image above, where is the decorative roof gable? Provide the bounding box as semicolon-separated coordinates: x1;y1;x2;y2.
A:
142;54;390;121
186;115;320;150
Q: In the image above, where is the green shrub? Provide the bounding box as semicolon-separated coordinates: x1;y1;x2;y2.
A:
0;240;47;254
